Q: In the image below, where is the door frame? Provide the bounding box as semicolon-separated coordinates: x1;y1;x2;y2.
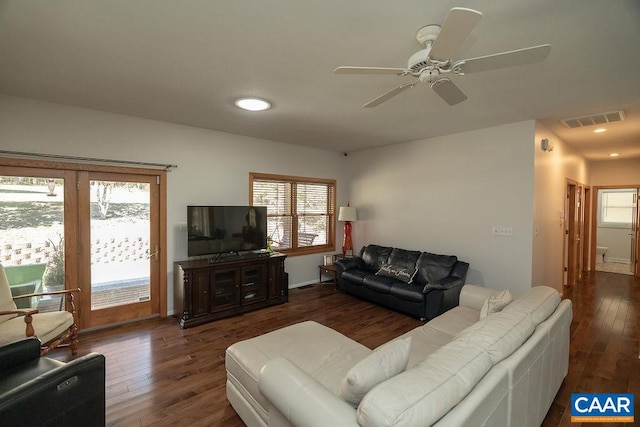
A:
590;185;640;277
564;181;578;286
582;186;591;273
0;157;167;329
79;171;163;328
563;179;589;287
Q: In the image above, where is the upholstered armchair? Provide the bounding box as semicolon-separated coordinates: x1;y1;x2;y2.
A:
0;264;80;355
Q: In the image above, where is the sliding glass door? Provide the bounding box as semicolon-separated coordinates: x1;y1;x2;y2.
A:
0;160;166;329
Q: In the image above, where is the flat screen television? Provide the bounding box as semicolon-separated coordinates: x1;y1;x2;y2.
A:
187;206;268;257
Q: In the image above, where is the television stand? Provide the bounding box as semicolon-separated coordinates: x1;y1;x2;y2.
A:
174;253;287;328
207;251;271;263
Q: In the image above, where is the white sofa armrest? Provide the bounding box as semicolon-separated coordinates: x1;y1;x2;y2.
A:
259;357;359;427
459;284;498;311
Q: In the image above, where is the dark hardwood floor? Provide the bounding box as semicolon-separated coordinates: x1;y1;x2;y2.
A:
50;272;639;427
542;271;639;427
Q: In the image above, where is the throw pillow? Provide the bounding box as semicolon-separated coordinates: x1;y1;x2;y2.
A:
480;289;514;319
375;263;417;284
338;336;412;408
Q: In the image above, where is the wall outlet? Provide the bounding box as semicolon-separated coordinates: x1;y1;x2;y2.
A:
492;226;513;237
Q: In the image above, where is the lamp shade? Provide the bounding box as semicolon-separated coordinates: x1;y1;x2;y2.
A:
338;206;357;222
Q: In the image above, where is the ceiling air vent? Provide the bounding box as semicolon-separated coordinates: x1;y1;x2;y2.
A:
560;110;625;128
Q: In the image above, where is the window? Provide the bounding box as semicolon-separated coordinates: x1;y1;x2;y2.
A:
250;172;336;255
598;188;636;228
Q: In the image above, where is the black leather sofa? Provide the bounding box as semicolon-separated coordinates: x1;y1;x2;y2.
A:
0;338;106;426
335;244;469;320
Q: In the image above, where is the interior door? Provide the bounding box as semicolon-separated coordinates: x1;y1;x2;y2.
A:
79;172;161;327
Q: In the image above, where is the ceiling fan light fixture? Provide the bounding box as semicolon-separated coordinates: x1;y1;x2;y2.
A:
235;97;271;112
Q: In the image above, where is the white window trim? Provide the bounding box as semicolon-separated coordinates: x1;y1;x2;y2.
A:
597;188;635;229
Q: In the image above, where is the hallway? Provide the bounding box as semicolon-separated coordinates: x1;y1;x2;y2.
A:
543;270;640;425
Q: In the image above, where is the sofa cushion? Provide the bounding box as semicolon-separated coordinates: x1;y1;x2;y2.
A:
387;249;421;269
455;310;535;364
375;263;417;284
1;311;74;345
342;269;370;286
479;289;513;319
389;283;424;303
361;245;393;272
413;252;458;286
338;337;412;408
502;286;561;325
226;321;371;423
395;326;457;368
335;257;364;271
357;339;493;427
363;276;395;294
423;305;480;337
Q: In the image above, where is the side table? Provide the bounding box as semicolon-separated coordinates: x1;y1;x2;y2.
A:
318;264;337;289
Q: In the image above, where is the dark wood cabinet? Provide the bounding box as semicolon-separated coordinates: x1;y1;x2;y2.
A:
174;253;287;328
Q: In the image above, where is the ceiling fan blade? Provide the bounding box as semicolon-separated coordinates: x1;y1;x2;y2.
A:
456;44;551;74
429;7;483;61
334;66;408;75
431;78;467;106
363;80;418;108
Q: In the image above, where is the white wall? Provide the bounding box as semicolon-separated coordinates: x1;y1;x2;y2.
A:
589;158;640;186
532;122;589;293
0;94;350;314
348;121;536;294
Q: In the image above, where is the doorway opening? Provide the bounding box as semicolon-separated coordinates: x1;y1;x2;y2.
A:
592;187;639;276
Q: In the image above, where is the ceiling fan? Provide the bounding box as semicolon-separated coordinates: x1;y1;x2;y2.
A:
334;7;551;107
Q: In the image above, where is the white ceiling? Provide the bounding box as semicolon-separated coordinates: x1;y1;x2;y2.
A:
1;0;639;160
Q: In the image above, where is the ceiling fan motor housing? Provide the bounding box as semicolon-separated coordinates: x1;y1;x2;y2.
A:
408;25;441;73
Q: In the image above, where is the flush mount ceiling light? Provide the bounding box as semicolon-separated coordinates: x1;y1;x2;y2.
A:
609;153;620;157
235;97;271;111
594;128;607;133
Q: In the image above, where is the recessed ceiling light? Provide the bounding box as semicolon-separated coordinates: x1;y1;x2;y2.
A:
594;128;607;133
235;97;271;111
609;153;620;157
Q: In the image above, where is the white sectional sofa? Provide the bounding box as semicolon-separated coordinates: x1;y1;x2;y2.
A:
225;285;572;427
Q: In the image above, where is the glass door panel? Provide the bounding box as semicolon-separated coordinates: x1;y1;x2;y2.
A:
82;172;160;327
0;173;66;312
89;179;151;310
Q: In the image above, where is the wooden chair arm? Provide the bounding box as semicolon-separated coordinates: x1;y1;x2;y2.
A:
0;307;39;316
11;288;81;300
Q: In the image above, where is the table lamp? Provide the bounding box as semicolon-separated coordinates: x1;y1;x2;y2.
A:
338;205;357;257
